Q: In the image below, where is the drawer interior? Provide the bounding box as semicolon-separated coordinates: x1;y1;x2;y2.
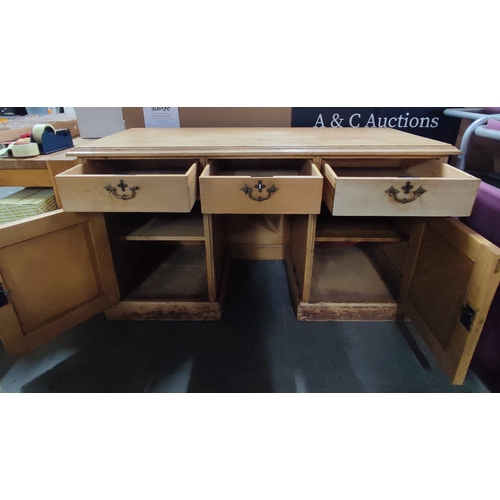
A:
325;159;475;180
73;158;198;175
206;158;319;177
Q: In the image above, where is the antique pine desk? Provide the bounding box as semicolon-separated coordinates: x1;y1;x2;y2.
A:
1;127;499;385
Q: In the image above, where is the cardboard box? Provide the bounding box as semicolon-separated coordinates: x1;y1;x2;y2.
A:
122;107;292;128
0;188;57;223
74;107;126;138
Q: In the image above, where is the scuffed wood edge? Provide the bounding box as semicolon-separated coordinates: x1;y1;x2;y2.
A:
297;302;398;321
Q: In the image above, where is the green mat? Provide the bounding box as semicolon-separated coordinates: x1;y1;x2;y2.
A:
0;188;57;223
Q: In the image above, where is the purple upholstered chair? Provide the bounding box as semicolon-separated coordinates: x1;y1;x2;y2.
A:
461;181;500;372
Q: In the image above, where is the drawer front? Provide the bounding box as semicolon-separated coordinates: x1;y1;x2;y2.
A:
199;159;323;214
322;159;481;217
55;160;198;212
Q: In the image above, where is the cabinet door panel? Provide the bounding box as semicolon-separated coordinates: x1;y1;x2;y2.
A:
400;218;500;384
0;210;120;356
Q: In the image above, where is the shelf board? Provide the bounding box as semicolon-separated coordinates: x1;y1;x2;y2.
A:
120;244;209;301
115;213;205;241
315;217;404;243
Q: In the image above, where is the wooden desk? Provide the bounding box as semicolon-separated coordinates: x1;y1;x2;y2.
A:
1;128;499;385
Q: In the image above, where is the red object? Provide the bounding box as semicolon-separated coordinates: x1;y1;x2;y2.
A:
19;133;31;138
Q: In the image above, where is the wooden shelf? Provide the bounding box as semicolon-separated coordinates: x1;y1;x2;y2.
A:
106;203;205;242
315;216;405;243
117;214;204;241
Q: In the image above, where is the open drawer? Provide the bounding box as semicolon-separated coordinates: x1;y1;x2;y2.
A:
322;158;481;217
199;158;323;214
55;158;198;212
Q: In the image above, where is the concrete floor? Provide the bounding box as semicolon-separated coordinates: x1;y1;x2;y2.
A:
0;259;496;393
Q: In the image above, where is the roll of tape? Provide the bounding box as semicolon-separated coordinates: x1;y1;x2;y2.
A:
32;123;56;144
12;142;40;157
0;143;14;157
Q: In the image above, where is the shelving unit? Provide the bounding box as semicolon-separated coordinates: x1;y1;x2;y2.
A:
315;212;405;243
103;202;225;321
294;205;410;321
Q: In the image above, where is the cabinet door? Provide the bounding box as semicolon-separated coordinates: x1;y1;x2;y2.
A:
400;218;500;384
0;210;120;357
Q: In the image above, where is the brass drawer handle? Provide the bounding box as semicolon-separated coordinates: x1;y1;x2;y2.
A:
104;179;139;201
385;181;426;204
241;180;278;202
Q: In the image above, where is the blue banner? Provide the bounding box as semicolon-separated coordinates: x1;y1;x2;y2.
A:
291;107;461;145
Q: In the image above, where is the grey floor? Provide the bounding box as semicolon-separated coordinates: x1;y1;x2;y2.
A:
0;258;496;393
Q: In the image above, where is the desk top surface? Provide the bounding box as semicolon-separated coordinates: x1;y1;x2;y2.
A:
68;128;460;159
